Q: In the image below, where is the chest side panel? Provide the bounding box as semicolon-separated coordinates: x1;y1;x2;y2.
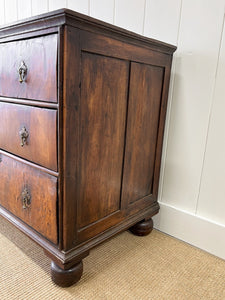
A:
77;52;129;228
121;62;164;208
62;26;173;247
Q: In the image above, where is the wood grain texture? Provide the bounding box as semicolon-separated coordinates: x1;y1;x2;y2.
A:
0;9;176;55
0;153;58;244
0;102;57;171
77;52;129;228
61;26;81;250
121;63;164;207
81;30;170;68
0;34;57;102
0;10;176;286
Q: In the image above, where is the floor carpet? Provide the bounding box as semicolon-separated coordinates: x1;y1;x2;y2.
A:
0;217;224;300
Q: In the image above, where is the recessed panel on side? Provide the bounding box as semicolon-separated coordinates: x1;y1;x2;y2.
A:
121;62;164;207
77;52;129;229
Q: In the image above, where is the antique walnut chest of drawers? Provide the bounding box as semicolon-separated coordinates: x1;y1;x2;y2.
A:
0;9;176;286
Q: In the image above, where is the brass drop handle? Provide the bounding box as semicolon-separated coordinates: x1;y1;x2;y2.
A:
18;61;27;83
22;188;31;209
19;126;29;147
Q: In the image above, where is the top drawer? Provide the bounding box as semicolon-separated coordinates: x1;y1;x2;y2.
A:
0;34;57;102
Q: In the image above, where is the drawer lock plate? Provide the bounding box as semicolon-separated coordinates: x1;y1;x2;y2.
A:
19;126;29;147
22;188;31;209
18;61;27;83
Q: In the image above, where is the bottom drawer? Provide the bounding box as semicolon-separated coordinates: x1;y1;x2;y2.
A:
0;153;57;244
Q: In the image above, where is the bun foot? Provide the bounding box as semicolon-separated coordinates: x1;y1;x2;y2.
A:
129;218;153;236
51;260;83;287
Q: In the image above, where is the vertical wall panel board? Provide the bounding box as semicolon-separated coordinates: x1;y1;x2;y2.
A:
152;1;182;201
18;0;32;20
32;0;48;15
90;0;114;24
49;0;67;11
114;0;145;34
144;0;181;45
67;0;89;15
197;20;225;225
5;0;17;23
0;0;4;25
161;0;225;212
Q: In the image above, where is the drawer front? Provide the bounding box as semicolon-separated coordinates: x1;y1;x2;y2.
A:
0;34;57;102
0;102;57;171
0;154;58;244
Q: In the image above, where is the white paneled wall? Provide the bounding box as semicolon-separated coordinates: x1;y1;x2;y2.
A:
18;0;31;19
114;0;146;34
1;0;225;259
144;0;182;45
5;0;17;23
49;0;67;11
162;0;225;212
197;18;225;224
31;0;48;16
67;0;89;14
0;0;4;25
90;0;114;24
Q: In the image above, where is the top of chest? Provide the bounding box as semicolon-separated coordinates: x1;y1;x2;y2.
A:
0;8;176;55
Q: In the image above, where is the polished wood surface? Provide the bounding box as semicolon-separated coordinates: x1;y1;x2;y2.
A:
0;9;176;287
51;261;83;287
121;63;164;207
0;153;57;244
0;34;57;102
0;102;57;171
77;52;129;228
129;218;154;236
80;30;170;67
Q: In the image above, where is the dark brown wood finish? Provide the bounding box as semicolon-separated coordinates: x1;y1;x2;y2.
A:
129;218;154;236
80;30;170;67
0;9;176;54
121;63;164;208
0;9;176;287
77;52;129;229
0;102;57;171
152;65;173;199
0;34;57;102
61;26;81;250
0;153;58;244
51;261;83;287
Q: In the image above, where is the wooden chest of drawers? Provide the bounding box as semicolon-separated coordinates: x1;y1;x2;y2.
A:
0;9;176;287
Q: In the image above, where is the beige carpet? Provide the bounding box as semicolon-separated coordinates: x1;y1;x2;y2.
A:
0;217;225;300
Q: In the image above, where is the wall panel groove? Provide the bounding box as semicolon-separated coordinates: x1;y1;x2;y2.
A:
195;10;225;215
158;0;183;202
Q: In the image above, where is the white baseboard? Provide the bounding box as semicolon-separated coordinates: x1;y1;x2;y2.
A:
152;202;225;260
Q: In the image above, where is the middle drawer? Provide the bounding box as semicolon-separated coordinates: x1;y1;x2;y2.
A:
0;102;57;171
